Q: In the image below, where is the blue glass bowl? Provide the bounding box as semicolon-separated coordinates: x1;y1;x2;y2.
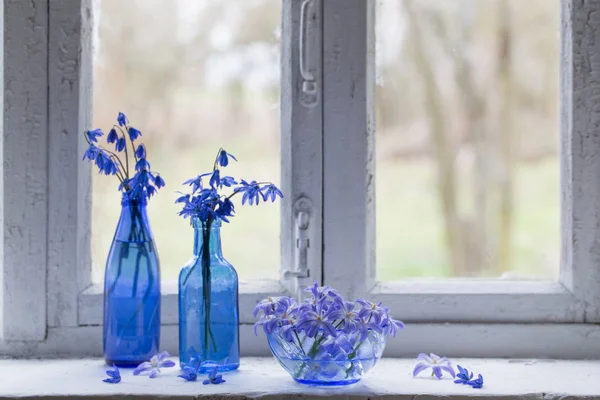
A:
267;328;386;385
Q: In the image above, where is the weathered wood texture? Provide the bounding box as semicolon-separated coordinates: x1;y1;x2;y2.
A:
561;0;600;322
322;0;376;299
47;0;92;328
280;0;323;294
3;0;49;341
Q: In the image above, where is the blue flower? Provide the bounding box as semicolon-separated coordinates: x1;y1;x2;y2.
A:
133;351;176;379
454;365;484;388
117;112;128;127
115;137;126;152
217;149;237;167
219;176;237;188
183;173;211;193
178;148;283;224
253;315;280;335
107;128;118;143
260;184;283;202
278;320;297;342
215;198;235;222
253;296;296;318
295;296;338;338
412;353;455;379
454;365;473;384
234;180;262;205
304;282;340;300
128;126;142;141
178;367;198;382
95;152;118;175
153;174;166;188
203;366;226;385
135;158;150;171
468;374;484;389
102;158;118;175
175;193;190;204
102;364;121;384
146;185;157;197
209;169;220;188
81;112;163;203
82;144;100;161
381;315;404;337
85;128;103;143
355;316;383;341
356;299;389;324
327;298;362;334
135;144;146;159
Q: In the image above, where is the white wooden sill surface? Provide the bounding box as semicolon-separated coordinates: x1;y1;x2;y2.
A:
0;357;598;399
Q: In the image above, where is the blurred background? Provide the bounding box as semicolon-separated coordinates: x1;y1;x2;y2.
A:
92;0;559;282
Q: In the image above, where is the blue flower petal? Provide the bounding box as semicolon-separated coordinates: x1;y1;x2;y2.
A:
135;158;150;171
115;137;126;152
209;170;220;188
154;175;166;188
135;144;146;159
107;128;118;143
217;150;237;167
128;127;142;141
85;128;103;143
117;112;128;127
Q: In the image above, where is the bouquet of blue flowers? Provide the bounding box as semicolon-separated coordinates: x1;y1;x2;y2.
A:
177;148;282;364
254;283;403;385
82;113;165;365
82;112;165;200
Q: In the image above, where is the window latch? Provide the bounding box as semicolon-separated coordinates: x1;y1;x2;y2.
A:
283;197;312;280
299;0;318;106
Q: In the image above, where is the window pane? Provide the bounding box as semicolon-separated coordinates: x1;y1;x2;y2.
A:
92;0;281;281
376;0;559;279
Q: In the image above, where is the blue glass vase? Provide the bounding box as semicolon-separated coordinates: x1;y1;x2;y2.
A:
179;217;240;372
267;329;386;386
103;194;161;367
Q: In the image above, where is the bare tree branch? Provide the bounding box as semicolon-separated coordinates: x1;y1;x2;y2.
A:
403;0;465;276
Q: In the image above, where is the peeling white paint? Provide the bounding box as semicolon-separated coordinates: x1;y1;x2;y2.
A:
3;0;49;342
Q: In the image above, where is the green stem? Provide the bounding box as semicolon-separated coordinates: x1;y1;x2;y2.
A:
112;125;130;179
201;218;217;356
294;331;306;355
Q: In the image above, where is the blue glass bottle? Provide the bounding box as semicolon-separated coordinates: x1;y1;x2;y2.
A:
103;194;161;367
179;217;240;372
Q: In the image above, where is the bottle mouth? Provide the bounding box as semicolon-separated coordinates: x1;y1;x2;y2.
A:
121;192;148;206
192;217;222;230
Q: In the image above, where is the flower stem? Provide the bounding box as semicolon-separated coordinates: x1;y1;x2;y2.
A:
201;218;218;357
294;331;306;355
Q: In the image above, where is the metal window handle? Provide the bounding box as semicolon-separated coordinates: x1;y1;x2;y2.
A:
283;200;312;280
299;0;317;95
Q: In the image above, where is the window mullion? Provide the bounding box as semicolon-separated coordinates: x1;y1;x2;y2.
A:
2;0;49;341
47;0;93;328
560;0;600;322
280;0;324;296
322;0;376;300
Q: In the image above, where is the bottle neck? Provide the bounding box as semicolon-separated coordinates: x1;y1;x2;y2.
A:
193;218;223;258
115;195;152;242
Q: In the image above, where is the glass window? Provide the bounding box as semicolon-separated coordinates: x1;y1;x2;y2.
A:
92;0;281;281
375;0;560;280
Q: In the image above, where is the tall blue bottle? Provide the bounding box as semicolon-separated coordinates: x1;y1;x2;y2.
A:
103;194;161;367
179;217;240;372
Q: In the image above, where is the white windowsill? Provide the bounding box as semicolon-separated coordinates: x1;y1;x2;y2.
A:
0;357;597;399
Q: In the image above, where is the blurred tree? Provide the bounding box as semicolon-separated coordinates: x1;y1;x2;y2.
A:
401;0;521;276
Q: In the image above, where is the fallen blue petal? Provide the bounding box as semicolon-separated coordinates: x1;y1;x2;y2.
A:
102;365;121;384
